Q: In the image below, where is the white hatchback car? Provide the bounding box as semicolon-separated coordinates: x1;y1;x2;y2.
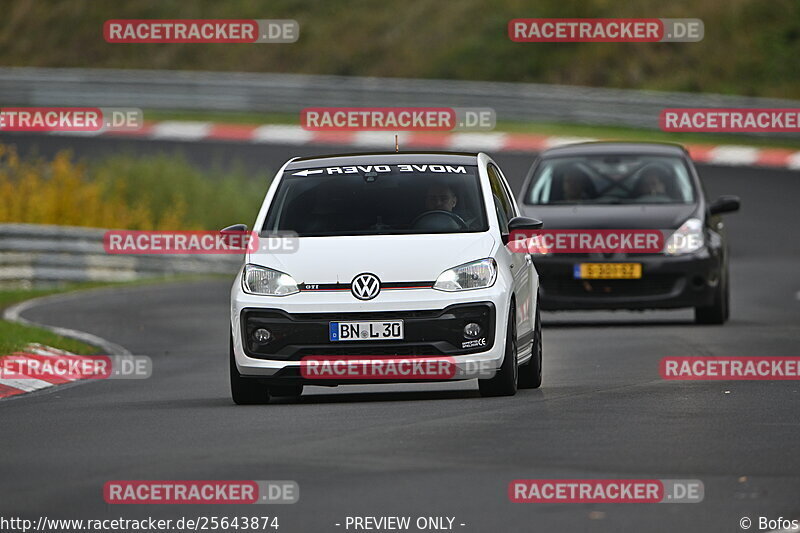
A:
227;152;543;404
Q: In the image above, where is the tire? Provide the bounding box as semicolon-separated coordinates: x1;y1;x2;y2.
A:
695;269;729;325
479;307;518;397
723;272;731;321
269;384;304;398
519;300;542;389
230;335;269;405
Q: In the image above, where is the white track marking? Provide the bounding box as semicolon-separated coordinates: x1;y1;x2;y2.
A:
150;121;211;141
0;376;55;392
707;146;759;166
251;124;313;144
352;131;410;148
788;152;800;170
448;132;507;151
4;295;131;356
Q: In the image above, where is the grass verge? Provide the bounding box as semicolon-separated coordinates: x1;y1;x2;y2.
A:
0;321;100;357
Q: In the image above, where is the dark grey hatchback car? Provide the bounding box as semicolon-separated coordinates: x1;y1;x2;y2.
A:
519;142;740;324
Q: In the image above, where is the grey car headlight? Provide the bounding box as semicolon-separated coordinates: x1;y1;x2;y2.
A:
664;218;705;255
434;258;497;291
242;264;300;296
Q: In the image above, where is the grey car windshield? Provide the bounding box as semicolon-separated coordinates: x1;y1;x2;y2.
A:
263;164;488;236
526;154;696;205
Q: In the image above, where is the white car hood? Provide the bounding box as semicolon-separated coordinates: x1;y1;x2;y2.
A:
248;232;496;284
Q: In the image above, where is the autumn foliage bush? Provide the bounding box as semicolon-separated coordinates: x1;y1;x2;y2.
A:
0;144;268;230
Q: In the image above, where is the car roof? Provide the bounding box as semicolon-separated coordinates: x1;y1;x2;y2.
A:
285;151;479;170
539;141;688;158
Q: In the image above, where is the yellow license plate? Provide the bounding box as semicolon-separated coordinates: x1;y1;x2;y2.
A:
574;263;642;279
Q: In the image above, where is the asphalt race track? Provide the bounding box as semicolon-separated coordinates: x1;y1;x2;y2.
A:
1;134;799;532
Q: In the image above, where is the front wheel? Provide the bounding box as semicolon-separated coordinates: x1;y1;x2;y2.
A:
519;300;542;389
695;269;729;325
479;308;518;397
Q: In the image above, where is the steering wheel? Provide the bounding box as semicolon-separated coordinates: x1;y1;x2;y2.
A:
412;210;469;230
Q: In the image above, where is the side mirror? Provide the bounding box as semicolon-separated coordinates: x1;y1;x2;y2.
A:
708;196;740;216
508;217;544;231
503;216;544;244
220;223;248;233
219;223;249;248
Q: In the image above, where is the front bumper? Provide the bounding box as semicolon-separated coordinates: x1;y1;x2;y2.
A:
535;249;721;311
231;280;512;382
241;302;495;360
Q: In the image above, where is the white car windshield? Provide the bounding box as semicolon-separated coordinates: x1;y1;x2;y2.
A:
263;164;488;236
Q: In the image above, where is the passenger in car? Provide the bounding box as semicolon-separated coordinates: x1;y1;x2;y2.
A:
634;164;673;198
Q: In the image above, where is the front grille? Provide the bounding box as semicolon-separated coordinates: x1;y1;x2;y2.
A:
542;274;680;297
294;345;444;357
293;309;443;321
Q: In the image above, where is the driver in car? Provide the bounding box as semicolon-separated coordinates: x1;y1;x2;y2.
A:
554;164;595;202
414;183;469;230
425;184;458;212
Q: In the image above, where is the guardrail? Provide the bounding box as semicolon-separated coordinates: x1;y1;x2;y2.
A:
1;67;798;133
0;224;241;286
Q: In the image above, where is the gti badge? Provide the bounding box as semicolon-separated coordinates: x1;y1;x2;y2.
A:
351;273;381;300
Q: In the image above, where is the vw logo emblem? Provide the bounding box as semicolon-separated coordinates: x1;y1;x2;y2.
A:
351;273;380;300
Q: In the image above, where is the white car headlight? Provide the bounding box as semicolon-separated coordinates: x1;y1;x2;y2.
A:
664;218;704;255
434;258;497;292
242;264;299;296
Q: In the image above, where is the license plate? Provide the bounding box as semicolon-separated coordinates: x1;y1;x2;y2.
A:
329;320;404;341
574;263;642;279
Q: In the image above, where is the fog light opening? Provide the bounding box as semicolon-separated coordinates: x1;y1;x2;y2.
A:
463;322;482;340
253;328;272;343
